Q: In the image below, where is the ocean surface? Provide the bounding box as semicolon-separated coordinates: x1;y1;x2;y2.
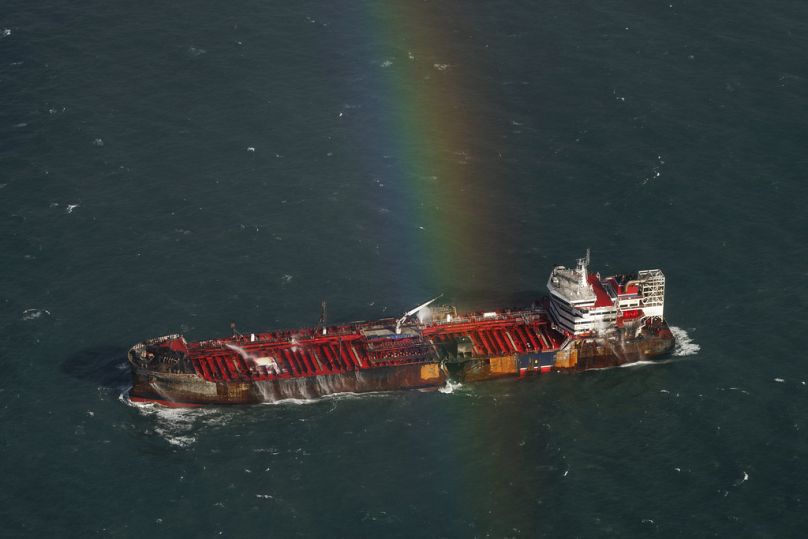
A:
1;0;807;537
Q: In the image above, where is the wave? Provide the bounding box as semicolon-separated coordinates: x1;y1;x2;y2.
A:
22;308;50;321
119;391;228;448
619;360;662;369
439;380;463;394
260;389;395;407
670;326;701;356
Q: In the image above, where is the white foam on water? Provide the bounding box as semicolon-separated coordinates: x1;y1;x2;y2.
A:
321;390;378;401
774;378;785;383
615;355;693;371
380;59;393;68
618;360;658;368
261;396;320;406
714;386;752;396
119;391;230;447
260;390;391;407
439;380;463;394
670;326;700;356
66;203;80;214
22;308;50;321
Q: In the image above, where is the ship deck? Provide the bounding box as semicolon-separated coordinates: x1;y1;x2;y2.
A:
166;308;566;384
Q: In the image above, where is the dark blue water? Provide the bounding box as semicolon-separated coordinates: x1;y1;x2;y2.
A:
2;1;807;536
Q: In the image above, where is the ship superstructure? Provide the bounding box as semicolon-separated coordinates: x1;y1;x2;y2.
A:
546;250;667;336
127;254;675;406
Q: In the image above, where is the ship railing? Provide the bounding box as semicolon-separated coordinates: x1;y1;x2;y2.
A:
185;308;549;353
367;338;427;351
424;309;546;328
188;325;367;351
368;352;434;364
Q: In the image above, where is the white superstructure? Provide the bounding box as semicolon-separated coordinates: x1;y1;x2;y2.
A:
547;251;666;336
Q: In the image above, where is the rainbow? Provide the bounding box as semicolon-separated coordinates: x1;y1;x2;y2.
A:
362;4;493;295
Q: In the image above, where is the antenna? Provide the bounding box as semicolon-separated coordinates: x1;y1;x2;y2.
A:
395;295;442;334
318;300;327;335
578;249;590;287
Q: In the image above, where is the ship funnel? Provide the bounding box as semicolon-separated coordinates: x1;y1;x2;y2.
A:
396;295;443;334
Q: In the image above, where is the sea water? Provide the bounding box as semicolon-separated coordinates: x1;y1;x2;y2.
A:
1;0;807;536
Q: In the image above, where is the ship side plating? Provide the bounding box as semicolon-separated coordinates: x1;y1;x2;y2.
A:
128;254;675;406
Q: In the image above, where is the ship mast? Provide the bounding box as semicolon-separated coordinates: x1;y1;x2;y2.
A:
318;300;327;335
577;248;590;287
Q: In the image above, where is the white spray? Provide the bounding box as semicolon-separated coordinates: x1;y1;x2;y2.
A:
226;343;281;374
669;327;701;356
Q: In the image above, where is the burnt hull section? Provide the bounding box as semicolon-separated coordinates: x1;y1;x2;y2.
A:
553;328;675;371
451;325;674;379
128;326;674;406
130;361;447;406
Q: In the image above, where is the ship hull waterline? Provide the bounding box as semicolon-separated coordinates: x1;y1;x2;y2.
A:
127;330;675;407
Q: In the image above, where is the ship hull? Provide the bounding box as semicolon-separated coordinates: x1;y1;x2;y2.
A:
552;328;676;371
126;254;677;408
127;328;674;407
129;361;447;406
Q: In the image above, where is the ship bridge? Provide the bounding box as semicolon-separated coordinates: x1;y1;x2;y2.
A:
546;251;618;335
547;252;667;336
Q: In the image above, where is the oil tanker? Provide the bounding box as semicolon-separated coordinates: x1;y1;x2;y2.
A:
127;253;674;407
